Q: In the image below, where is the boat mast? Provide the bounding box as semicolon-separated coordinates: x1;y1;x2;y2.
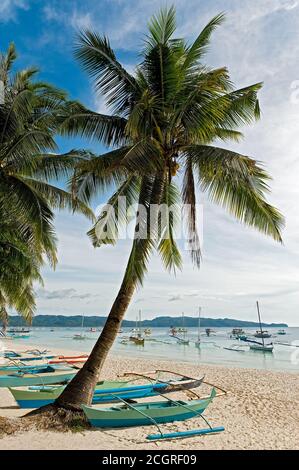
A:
182;312;185;340
198;307;201;343
256;301;265;347
139;310;141;336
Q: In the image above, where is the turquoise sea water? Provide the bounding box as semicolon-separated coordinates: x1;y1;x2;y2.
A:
5;326;299;373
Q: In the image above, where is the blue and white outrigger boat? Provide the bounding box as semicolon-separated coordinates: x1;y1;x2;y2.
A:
9;370;205;408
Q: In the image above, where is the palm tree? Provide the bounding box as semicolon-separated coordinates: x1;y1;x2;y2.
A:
55;7;284;409
0;43;93;328
0;211;42;330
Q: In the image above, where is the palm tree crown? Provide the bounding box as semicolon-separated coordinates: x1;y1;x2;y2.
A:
65;7;283;288
0;43;93;324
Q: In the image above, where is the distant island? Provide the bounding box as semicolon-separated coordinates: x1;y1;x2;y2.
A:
5;315;288;328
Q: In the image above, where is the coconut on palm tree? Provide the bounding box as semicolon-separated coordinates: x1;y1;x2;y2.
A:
0;43;93;329
52;7;284;409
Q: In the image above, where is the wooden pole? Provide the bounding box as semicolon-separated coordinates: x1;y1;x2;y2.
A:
256;301;264;348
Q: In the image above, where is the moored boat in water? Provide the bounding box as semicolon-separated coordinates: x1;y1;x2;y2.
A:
277;329;286;335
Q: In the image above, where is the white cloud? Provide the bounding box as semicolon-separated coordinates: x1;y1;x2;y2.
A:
70;11;93;30
0;0;28;21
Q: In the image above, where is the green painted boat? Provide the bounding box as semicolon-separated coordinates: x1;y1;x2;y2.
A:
82;388;217;429
0;369;77;388
9;375;204;408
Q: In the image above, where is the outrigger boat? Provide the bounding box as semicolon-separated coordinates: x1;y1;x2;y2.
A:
82;388;225;441
277;329;286;335
240;302;274;353
9;371;205;408
2;350;55;362
171;313;189;345
129;311;145;345
205;328;216;337
73;314;88;340
253;330;271;339
248;342;273;352
0;367;76;388
229;328;245;339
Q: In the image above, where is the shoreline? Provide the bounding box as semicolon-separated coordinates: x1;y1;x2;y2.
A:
0;340;298;450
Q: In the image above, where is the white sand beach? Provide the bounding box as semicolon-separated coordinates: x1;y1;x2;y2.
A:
0;340;298;450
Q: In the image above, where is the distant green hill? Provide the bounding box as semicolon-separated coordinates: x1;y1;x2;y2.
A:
5;315;288;328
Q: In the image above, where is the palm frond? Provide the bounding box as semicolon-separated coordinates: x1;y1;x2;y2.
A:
88;175;140;246
182;157;201;266
146;5;176;48
75;31;137;115
188;145;284;242
158;181;182;271
182;13;225;70
60;101;128;146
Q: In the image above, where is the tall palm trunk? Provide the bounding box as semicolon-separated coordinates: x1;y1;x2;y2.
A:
55;280;135;409
55;172;165;410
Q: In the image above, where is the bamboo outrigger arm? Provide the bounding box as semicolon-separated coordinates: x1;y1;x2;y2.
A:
120;369;228;398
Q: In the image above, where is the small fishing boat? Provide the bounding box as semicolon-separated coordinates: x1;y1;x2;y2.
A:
172;313;189;345
205;328;215;337
241;302;274;353
0;368;76;388
2;351;55;362
7;328;30;334
129;335;145;345
73;314;87;340
144;328;151;335
254;330;271;339
129;311;145;345
277;329;286;335
73;334;88;340
177;327;188;333
82;388;224;441
9;373;205;408
229;328;245;338
249;343;273;353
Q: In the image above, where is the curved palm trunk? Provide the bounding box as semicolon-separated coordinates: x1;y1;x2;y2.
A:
55;281;135;409
55;172;165;410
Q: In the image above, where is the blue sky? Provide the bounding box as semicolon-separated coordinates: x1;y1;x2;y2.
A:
2;0;299;324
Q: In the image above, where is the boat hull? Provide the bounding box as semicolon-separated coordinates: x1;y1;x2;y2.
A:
0;371;76;388
83;389;216;428
249;345;273;352
9;377;204;408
